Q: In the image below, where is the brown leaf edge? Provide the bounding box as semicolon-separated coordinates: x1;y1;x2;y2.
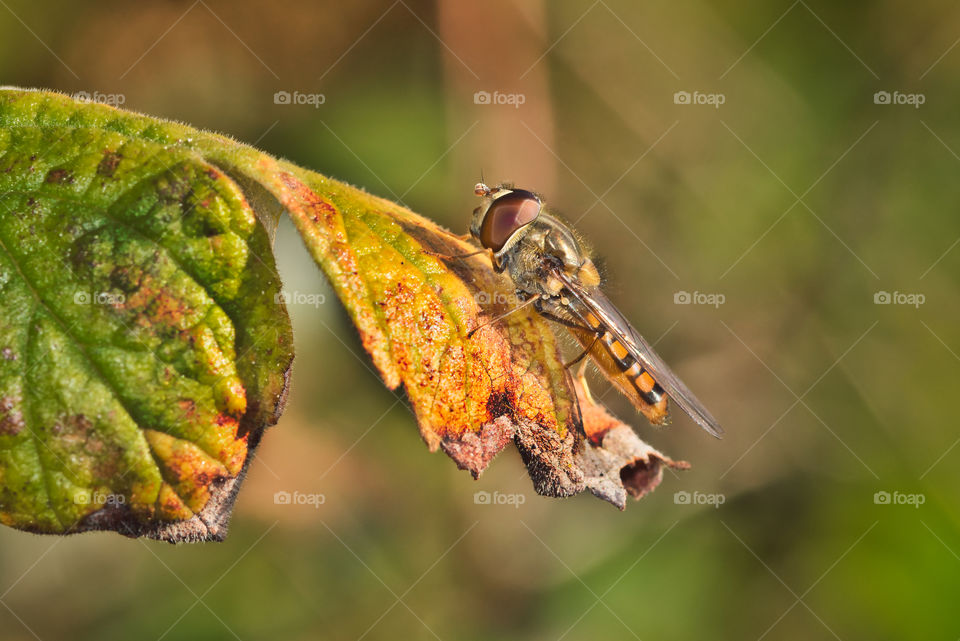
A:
575;381;690;510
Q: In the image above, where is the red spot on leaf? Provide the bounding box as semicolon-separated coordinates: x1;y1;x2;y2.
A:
45;168;73;184
0;397;24;436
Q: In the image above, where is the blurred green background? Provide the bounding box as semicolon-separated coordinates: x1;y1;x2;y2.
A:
1;1;958;639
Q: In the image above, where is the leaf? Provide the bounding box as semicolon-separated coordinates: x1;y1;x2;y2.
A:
0;88;685;540
269;168;586;495
574;380;690;509
0;90;293;540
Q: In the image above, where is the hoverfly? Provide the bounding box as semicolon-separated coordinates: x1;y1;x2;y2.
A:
465;182;723;439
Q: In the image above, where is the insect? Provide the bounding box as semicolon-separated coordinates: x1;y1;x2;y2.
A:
465;182;724;439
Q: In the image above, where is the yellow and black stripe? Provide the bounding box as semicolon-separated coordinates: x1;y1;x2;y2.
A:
578;308;665;406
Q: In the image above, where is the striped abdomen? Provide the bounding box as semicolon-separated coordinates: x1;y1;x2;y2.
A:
578;308;666;407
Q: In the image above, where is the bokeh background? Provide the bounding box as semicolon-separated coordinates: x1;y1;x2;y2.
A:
1;1;958;639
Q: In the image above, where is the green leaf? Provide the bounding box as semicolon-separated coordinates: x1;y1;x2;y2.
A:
0;88;684;540
0;90;293;540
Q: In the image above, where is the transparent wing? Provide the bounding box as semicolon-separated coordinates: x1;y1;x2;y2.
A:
555;269;724;438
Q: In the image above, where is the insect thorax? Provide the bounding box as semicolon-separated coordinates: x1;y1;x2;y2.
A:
501;214;591;298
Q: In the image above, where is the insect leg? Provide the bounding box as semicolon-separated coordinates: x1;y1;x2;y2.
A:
423;247;487;260
575;358;596;406
533;297;596;332
533;297;606;368
563;333;600;369
467;293;541;339
534;297;607;405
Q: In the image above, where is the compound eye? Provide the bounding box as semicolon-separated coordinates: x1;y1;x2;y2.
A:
479;190;541;252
